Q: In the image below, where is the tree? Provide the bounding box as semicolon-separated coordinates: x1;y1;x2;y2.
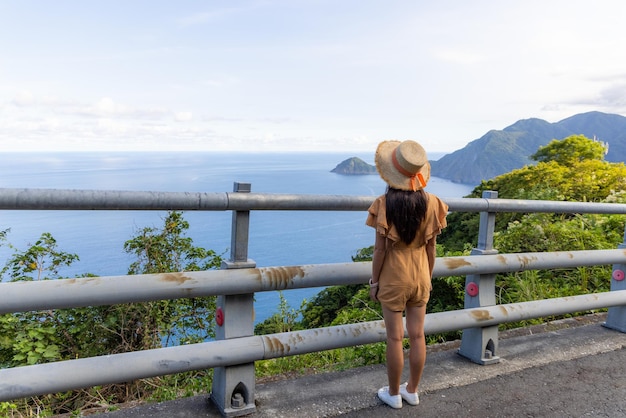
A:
2;232;79;282
254;291;304;335
0;211;224;415
429;134;624;328
119;211;223;347
531;134;608;166
0;232;83;368
300;284;364;328
124;211;222;275
439;135;626;252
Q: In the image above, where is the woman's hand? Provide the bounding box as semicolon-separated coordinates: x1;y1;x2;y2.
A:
369;278;379;302
369;286;379;302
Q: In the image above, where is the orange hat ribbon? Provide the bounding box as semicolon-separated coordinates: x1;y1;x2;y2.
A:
417;173;427;188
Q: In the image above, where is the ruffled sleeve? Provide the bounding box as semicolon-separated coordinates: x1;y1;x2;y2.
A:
366;196;387;236
366;195;402;243
421;193;449;244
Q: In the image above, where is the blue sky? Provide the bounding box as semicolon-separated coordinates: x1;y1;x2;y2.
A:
2;1;626;153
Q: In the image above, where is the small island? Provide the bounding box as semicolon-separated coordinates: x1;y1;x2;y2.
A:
331;157;377;175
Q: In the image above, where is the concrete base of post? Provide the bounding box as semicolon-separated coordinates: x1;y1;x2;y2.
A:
210;363;256;417
458;325;501;365
603;308;626;333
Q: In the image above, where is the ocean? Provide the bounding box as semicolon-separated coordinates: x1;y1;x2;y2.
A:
0;152;474;324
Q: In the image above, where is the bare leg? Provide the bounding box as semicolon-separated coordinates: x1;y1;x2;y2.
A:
382;306;405;395
404;304;427;393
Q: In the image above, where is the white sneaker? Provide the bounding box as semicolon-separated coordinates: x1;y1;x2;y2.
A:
377;386;402;409
399;382;419;406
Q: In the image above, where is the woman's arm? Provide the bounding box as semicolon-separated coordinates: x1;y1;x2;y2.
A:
369;232;386;301
371;232;386;282
426;236;437;277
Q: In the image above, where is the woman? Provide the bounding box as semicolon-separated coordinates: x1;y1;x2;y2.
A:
366;139;448;409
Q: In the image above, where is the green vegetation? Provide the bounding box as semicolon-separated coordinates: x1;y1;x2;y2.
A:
441;135;626;252
1;135;625;417
440;134;625;328
0;212;223;417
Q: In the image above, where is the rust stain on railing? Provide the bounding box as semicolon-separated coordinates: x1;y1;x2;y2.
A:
159;272;195;285
261;322;383;358
63;277;101;286
471;309;494;321
444;257;472;269
259;266;305;290
262;336;291;356
516;254;539;268
354;321;382;337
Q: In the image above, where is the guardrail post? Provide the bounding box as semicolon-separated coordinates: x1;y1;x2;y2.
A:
604;224;626;332
458;190;501;365
210;182;257;417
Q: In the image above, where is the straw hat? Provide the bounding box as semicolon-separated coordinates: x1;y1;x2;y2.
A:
374;140;430;191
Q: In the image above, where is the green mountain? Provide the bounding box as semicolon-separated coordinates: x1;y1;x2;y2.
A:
430;111;626;185
331;157;377;175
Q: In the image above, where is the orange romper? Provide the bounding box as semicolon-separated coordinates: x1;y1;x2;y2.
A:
366;192;448;311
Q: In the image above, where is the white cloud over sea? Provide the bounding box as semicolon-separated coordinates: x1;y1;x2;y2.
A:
2;0;626;153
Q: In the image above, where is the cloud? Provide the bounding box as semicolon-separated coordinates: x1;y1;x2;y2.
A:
5;1;626;155
93;97;129;114
594;84;626;108
12;91;36;107
79;98;169;120
10;92;78;109
174;111;193;122
202;115;244;123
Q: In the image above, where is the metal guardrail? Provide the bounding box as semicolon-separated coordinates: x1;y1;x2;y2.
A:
1;290;625;403
0;250;624;314
0;186;625;417
2;187;626;213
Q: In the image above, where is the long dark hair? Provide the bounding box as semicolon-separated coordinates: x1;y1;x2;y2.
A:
385;187;427;245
